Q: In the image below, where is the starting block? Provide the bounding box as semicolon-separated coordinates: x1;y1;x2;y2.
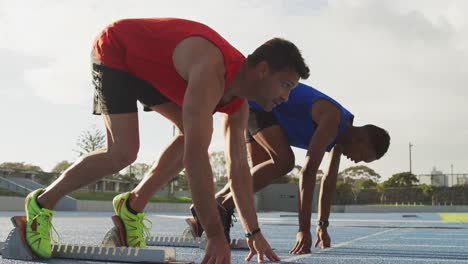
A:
0;216;192;263
101;215;248;250
145;235;249;249
142;221;249;250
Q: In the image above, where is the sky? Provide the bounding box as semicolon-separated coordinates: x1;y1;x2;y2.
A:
0;0;467;181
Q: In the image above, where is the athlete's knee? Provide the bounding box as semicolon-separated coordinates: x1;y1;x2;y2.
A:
272;150;295;175
108;144;139;169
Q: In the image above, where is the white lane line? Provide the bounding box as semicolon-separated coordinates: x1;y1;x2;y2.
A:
401;237;468;241
289;255;468;263
283;228;397;262
152;214;189;219
355;244;467;248
259;217;450;224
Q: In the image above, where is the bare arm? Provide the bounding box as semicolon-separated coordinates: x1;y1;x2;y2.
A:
291;110;340;254
289;100;342;254
182;59;226;240
298;125;335;232
298;100;340;232
318;145;342;222
223;103;280;262
222;102;259;233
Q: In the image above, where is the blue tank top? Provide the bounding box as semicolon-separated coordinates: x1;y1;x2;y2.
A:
249;83;354;151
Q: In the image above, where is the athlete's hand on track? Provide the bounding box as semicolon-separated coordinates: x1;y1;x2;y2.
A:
314;226;331;248
289;230;312;254
245;232;280;263
202;234;231;264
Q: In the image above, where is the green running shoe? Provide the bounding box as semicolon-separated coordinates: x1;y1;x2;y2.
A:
113;192;152;247
25;189;59;258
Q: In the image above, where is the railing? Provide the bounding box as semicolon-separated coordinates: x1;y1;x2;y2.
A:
0;176;33;195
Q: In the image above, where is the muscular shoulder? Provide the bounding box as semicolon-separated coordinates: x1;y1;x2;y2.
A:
172;36;226;81
311;99;341;127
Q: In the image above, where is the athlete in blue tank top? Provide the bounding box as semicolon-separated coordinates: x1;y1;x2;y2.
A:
210;82;390;255
249;83;354;150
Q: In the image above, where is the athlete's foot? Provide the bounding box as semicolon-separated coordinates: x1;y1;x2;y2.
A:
25;189;58;258
113;192;152;247
188;203;236;242
188;204;205;237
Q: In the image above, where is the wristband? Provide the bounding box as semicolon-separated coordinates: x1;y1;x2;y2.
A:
245;228;261;238
317;220;329;228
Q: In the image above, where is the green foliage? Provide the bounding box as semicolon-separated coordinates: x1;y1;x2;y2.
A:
51;160;73;173
383;172;419;188
36;173;58;186
357;178;378;189
334;181;353;204
0;187;25;197
419;184;434;196
0;162;43;171
339;165;381;182
210;151;226;182
337;166;381;203
288;176;300;183
125;163;151;180
348;179;377;203
74;125;106;157
287;165;303;178
376;183;386;192
175;170;189;190
117;173;139;184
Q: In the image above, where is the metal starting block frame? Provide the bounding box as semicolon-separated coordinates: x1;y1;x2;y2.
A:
145;235;249;249
144;223;249;250
0;216;192;264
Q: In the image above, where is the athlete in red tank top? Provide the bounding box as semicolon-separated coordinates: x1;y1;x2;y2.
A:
30;17;310;264
93;18;244;114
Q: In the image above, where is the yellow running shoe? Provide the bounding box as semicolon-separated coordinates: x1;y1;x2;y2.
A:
112;192;151;247
25;189;58;258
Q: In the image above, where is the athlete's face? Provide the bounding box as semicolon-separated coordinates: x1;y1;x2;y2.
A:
343;138;377;163
252;62;300;111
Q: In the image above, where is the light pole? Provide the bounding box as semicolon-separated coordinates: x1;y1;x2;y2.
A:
409;142;414;174
168;125;176;196
451;164;454;186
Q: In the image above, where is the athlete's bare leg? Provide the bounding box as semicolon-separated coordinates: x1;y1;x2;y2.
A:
38;113;140;209
216;125;295;210
128;102;185;212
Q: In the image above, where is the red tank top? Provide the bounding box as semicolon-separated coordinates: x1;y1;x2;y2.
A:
93;18;245;114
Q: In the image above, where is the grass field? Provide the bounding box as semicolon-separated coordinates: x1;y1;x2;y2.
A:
0;187;24;197
439;213;468;222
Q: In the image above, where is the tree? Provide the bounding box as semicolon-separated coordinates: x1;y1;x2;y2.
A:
125;163;151;180
334;181;353;204
339;165;381;182
358;179;378;189
0;162;43;171
36;173;58;186
383;172;419;188
287;165;303;179
51;160;73;173
174;170;189;191
418;184;434;205
339;166;380;204
349;178;378;204
118;173;139;184
210;151;226;182
74;125;106;156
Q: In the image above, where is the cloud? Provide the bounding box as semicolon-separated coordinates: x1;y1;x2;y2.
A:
0;48;48;99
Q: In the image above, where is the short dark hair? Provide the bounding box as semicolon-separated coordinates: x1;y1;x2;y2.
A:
364;124;390;159
247;38;310;79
